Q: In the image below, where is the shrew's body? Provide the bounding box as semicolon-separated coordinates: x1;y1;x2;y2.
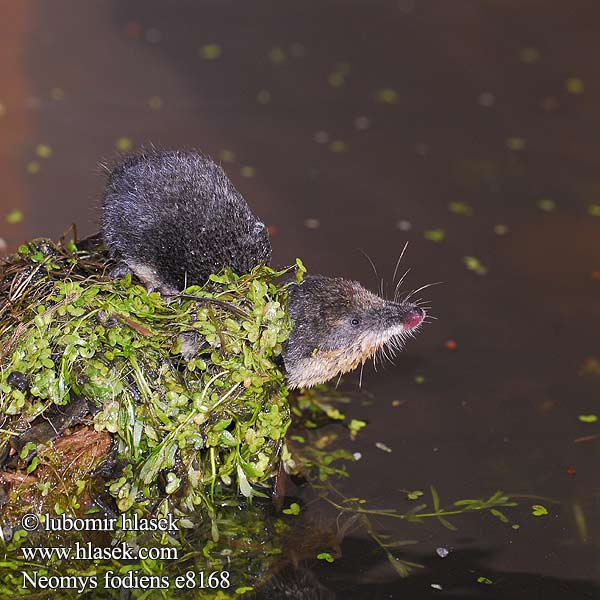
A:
102;150;425;388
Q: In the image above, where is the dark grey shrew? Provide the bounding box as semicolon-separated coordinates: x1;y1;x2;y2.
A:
101;150;426;389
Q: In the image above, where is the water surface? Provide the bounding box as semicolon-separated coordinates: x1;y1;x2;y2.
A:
0;1;598;597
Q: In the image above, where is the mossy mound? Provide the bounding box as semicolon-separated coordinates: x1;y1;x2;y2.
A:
0;239;305;518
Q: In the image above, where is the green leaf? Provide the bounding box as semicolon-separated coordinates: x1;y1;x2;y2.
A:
531;504;548;516
430;485;457;531
316;552;334;563
407;490;423;501
424;229;445;242
5;209;24;224
348;419;367;432
237;465;253;498
19;442;36;459
282;502;301;516
295;258;307;282
490;508;509;523
213;418;233;431
26;457;39;474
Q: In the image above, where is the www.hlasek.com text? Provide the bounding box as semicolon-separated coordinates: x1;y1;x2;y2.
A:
22;541;178;561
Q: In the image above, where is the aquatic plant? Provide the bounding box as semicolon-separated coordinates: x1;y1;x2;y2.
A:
0;239;304;521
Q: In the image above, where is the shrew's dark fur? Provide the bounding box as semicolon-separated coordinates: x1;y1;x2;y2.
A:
102;150;271;294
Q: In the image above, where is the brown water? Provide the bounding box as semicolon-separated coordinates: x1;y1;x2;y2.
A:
0;1;598;598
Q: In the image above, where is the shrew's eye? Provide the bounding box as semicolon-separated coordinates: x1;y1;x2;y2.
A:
351;317;360;327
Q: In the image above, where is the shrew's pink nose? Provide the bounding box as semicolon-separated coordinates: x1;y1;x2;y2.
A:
403;307;424;330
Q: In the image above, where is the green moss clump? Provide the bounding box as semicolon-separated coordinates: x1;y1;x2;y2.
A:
0;239;305;517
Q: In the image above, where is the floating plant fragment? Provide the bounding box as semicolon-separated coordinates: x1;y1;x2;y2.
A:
329;140;347;153
506;137;526;151
375;441;392;453
269;47;286;64
588;204;600;217
537;198;556;212
199;44;222;60
36;144;52;158
316;552;335;563
235;586;254;595
376;88;398;104
463;256;487;275
449;202;472;216
566;78;584;94
282;502;301;515
328;72;345;88
348;419;367;441
579;358;600;375
116;137;133;152
424;229;445;242
219;149;235;163
490;508;510;523
5;210;24;224
406;490;424;500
